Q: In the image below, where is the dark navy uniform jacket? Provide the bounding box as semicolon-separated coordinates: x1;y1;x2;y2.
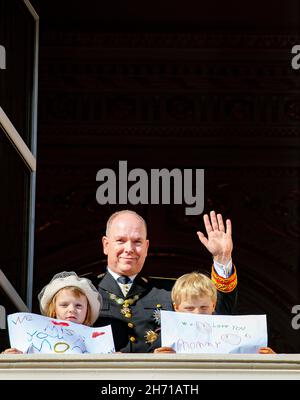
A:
93;271;237;353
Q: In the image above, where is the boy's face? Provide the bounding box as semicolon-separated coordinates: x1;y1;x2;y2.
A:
174;295;216;315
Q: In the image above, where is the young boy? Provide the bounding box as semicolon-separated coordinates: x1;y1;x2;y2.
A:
2;271;102;354
154;272;275;354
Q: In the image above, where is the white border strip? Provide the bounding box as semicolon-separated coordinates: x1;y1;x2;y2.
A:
0;106;36;172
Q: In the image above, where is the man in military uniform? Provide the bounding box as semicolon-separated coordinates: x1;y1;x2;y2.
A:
94;210;237;353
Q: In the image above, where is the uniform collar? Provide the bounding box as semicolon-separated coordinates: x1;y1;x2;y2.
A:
106;267;137;283
98;269;148;298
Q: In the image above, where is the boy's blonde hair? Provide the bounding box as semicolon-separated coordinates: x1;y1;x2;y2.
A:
171;272;217;306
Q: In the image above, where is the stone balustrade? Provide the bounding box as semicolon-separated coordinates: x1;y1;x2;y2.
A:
0;353;300;380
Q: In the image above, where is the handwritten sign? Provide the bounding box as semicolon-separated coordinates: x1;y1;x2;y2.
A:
7;312;115;354
160;310;268;354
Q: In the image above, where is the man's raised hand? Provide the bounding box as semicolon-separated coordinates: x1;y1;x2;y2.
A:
197;211;233;265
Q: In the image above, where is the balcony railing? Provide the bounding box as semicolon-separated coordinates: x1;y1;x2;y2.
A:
0;353;299;380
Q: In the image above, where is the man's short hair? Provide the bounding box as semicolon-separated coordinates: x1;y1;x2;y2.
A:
105;210;147;237
171;272;217;306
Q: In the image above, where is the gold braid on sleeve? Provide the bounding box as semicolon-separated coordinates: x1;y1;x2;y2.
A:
211;264;237;293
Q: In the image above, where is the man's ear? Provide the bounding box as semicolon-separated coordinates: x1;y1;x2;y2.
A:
102;236;109;255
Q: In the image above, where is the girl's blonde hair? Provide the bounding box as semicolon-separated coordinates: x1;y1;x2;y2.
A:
171;272;217;306
46;286;93;326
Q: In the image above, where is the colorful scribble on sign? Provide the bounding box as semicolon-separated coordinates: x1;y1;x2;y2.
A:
7;312;115;354
160;311;268;354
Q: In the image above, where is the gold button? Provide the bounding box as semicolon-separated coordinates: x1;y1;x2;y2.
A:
129;336;136;342
128;323;134;328
156;304;161;308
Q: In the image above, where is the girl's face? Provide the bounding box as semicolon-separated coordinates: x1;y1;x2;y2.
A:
54;288;88;324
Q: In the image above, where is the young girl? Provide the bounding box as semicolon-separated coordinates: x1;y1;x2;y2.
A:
2;271;102;354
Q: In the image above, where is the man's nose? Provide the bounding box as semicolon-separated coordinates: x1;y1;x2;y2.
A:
124;241;134;252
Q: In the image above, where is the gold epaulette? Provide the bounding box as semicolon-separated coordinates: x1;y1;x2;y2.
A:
211;264;237;293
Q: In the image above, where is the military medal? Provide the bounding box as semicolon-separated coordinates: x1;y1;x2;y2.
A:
153;304;162;325
144;330;158;343
121;306;132;318
108;293;139;319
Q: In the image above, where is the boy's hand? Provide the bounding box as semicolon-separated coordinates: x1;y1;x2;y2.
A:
153;347;176;354
197;211;233;265
258;347;276;354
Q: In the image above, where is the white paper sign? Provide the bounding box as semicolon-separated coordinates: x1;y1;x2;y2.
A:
161;310;268;354
7;312;115;354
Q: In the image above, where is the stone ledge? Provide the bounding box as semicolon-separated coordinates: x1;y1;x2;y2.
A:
0;354;300;380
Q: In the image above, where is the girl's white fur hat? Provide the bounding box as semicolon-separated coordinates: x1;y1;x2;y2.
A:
38;271;102;324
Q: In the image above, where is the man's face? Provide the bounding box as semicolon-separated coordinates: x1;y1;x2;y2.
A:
102;213;149;276
174;295;216;315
